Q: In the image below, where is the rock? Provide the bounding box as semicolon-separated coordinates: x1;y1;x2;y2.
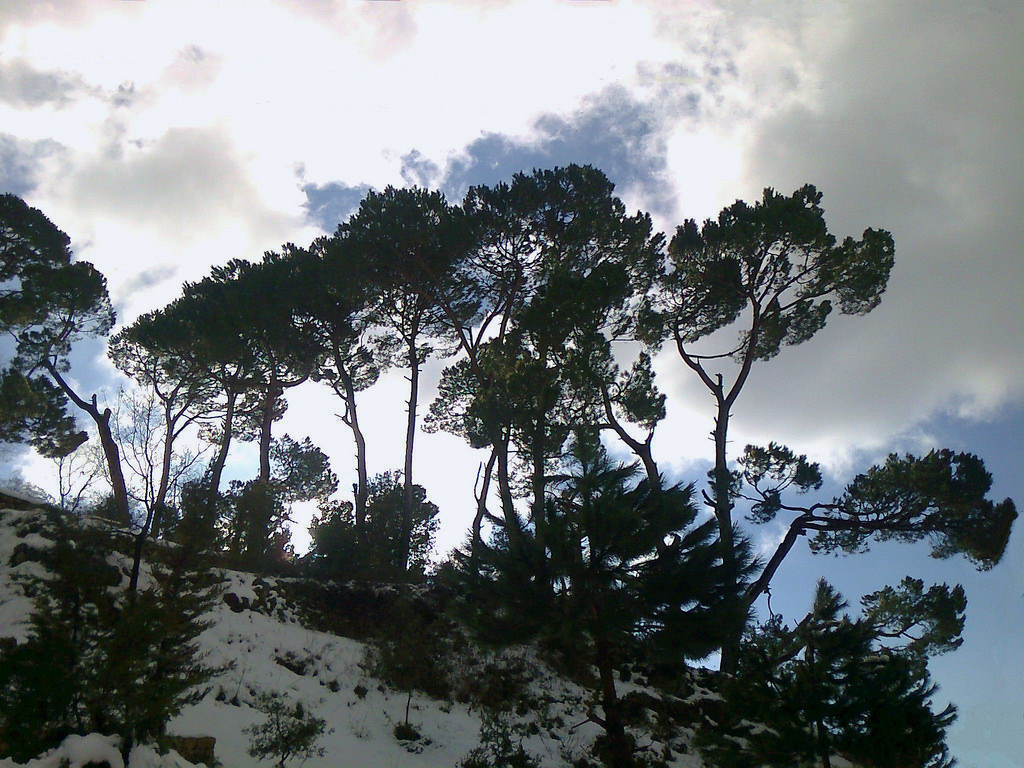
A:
167;735;216;766
222;591;249;612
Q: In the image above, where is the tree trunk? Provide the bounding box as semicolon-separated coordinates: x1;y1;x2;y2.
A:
530;415;547;553
339;366;369;533
95;405;132;528
595;636;632;768
258;381;279;485
494;429;523;547
399;342;419;572
712;396;744;674
150;407;175;539
600;387;661;491
45;362;132;525
470;451;497;570
207;388;237;501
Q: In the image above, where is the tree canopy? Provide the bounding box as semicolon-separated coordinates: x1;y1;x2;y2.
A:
0;193;114;457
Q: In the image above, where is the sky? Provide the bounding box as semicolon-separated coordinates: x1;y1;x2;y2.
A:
1;1;1021;764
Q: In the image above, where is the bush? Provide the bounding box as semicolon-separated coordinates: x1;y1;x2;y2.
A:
244;692;330;768
458;711;541;768
393;722;420;741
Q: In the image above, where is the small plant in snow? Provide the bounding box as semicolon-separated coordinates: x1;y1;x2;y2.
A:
244;691;331;768
458;710;541;768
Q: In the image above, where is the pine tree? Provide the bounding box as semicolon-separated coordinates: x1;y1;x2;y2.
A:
244;692;329;768
306;471;439;581
0;504;221;761
702;579;958;768
453;433;746;768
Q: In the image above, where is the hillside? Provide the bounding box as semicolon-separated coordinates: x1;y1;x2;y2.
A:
0;504;718;768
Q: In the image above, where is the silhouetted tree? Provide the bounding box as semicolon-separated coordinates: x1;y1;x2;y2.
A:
299;237;383;532
306;470;438;581
641;185;923;670
1;194;101;457
0;194;131;531
428;166;663;564
227;434;337;568
338;187;468;571
704;579;959;768
737;443;1016;612
454;434;745;767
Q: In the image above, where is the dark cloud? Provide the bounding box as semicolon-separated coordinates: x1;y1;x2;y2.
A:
117;265;179;304
302;181;373;232
399;150;441;189
438;82;698;217
0;135;63;197
0;59;86;108
305;57;723;226
302;81;685;230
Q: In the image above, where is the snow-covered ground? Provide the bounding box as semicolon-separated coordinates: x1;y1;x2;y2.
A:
0;506;707;768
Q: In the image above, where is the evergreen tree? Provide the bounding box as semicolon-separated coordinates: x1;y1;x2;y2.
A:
300;236;383;532
337;187;470;572
180;249;322;495
638;185;895;670
244;692;329;768
0;194;129;527
703;579;958;768
453;434;745;768
426;165;663;559
0;505;220;761
0;194;111;458
225;434;336;569
306;471;439;581
737;443;1016;612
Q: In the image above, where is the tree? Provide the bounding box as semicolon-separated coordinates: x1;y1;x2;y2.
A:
703;579;959;768
306;470;439;581
737;443;1016;612
300;236;384;532
244;692;330;768
337;187;470;571
427;166;663;563
182;250;322;488
108;307;221;535
454;434;745;768
641;185;920;669
0;194;100;457
98;386;207;591
0;194;130;527
227;434;337;568
137;289;264;502
0;506;219;761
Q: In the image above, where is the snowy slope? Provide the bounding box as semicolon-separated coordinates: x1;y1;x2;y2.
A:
0;507;708;768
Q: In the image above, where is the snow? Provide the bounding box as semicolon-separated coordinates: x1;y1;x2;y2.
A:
0;734;202;768
0;510;43;644
0;506;709;767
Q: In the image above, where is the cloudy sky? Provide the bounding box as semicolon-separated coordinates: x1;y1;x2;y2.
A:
1;1;1021;763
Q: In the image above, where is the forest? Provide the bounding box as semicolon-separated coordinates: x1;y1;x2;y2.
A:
0;166;1017;768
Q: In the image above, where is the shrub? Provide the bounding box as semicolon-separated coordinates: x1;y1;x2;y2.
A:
458;711;541;768
244;692;330;768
